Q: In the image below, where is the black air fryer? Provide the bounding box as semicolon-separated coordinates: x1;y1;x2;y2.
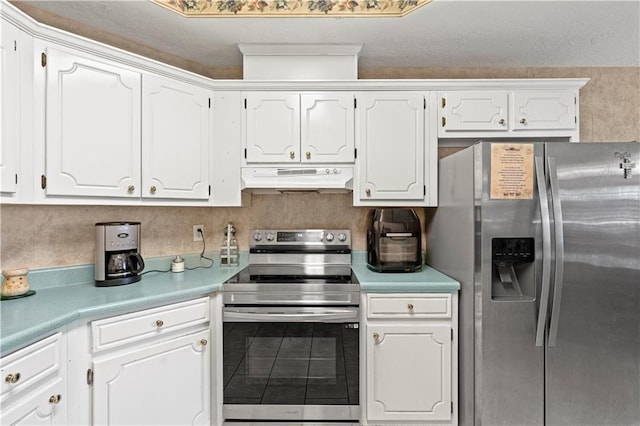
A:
367;208;422;272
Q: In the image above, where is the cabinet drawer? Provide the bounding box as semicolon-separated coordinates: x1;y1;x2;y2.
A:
367;294;451;318
1;333;63;401
91;297;209;352
0;376;66;425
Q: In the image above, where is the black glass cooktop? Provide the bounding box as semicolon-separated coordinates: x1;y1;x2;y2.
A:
224;266;357;285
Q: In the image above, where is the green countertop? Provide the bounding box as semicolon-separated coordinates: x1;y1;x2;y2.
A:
1;252;458;355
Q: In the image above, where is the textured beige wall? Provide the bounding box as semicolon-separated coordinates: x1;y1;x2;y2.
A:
1;195;389;270
2;6;639;270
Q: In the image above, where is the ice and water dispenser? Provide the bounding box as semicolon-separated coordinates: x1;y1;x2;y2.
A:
491;237;535;300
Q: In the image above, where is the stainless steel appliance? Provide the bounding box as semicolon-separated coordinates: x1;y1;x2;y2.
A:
427;142;639;425
95;222;145;286
222;229;359;423
366;208;422;272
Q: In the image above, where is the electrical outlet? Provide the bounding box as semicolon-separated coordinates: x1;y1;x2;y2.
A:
193;225;204;242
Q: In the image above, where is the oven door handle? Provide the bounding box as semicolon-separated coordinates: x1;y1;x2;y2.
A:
223;307;359;323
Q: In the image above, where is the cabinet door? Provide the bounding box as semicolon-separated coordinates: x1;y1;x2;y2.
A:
513;91;577;130
245;92;299;163
301;92;354;163
0;377;66;425
92;329;210;425
44;47;141;197
366;324;452;422
356;92;425;202
142;74;210;199
0;20;19;194
440;91;508;133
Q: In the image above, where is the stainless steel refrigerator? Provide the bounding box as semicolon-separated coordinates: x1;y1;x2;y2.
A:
427;141;639;426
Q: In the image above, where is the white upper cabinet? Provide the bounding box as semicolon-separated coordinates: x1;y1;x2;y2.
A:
355;92;434;206
1;20;20;195
245;92;299;163
301;93;355;163
44;46;142;198
244;91;355;164
439;90;578;138
512;90;577;130
41;45;212;202
141;74;211;200
439;91;508;132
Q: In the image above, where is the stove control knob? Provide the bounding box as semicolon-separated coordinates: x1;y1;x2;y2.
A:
253;232;263;242
337;233;347;242
265;232;275;241
325;232;335;242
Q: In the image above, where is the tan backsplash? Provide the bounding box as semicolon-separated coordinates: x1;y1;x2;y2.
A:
1;6;638;270
0;195;428;270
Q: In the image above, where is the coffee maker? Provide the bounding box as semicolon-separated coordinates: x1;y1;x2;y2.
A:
95;222;145;286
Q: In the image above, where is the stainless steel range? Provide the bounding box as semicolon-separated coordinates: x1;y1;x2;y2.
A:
222;229;360;423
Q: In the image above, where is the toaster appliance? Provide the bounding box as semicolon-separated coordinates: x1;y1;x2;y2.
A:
367;208;422;272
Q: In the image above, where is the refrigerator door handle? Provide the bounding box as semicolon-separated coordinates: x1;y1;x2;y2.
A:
547;157;565;347
535;156;552;347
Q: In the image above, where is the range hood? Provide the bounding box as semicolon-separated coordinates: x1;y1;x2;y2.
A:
241;167;353;193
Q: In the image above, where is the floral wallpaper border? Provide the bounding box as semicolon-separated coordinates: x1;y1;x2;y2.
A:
151;0;432;16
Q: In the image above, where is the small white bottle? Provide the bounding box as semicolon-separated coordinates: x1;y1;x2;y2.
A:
220;223;239;266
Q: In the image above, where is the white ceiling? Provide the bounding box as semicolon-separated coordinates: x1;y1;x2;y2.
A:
11;0;640;69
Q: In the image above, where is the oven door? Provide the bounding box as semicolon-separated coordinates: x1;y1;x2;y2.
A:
222;306;360;422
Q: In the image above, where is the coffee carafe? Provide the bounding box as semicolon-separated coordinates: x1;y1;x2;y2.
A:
95;222;145;286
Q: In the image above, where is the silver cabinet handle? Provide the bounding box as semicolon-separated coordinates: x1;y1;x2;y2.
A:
535;156;552;347
520;118;527;125
547;157;565;347
499;118;506;125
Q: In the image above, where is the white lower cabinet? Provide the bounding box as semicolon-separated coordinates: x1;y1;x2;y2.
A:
362;293;458;425
0;377;66;425
92;328;211;425
0;333;68;425
88;297;212;425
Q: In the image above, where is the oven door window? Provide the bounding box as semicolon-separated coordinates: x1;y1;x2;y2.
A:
223;322;359;405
